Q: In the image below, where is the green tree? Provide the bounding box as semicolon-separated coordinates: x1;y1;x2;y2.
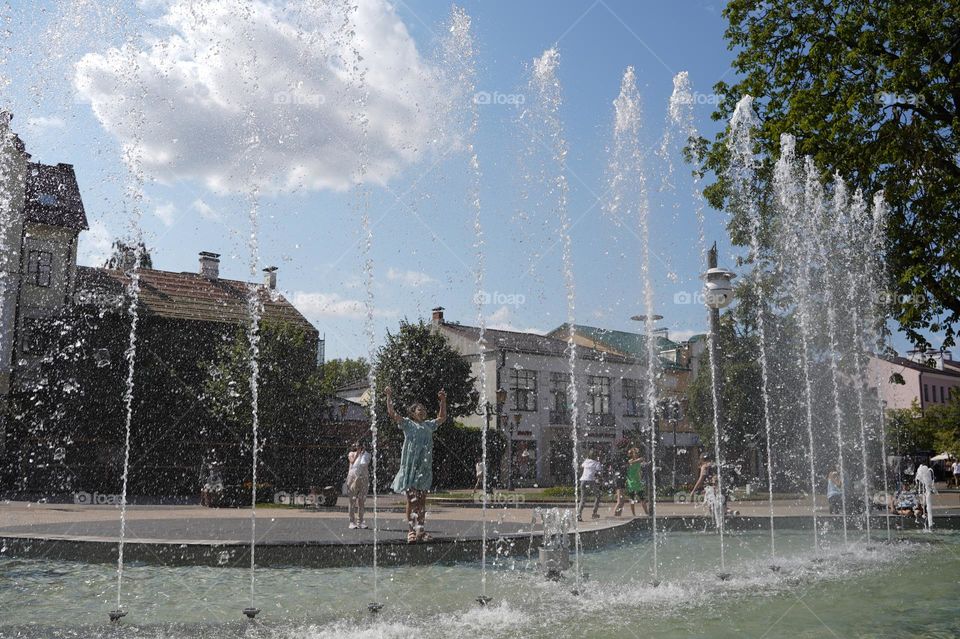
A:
104;239;153;270
702;0;960;350
687;313;765;474
204;320;323;492
887;397;960;456
319;357;370;397
372;320;480;488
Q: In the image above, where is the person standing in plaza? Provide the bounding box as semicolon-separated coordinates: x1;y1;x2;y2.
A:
346;441;371;529
386;385;446;543
622;448;650;517
951;459;960;488
578;449;603;521
826;470;844;515
473;459;484;495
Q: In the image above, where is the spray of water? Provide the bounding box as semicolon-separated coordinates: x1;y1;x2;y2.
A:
441;5;491;600
339;0;381;606
527;47;582;592
869;194;893;541
843;187;874;541
806;158;849;544
773;134;819;552
608;66;659;579
113;39;147;617
727;96;776;560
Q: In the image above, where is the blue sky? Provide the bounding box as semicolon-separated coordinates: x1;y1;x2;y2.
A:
5;0;914;359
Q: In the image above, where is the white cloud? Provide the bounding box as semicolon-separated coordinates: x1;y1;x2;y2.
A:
153;201;176;227
292;291;396;320
485;305;544;334
386;267;434;287
190;198;220;221
74;0;448;195
25;116;66;131
77;219;113;266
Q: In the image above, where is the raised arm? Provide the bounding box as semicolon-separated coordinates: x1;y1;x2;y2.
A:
385;386;401;424
436;388;447;423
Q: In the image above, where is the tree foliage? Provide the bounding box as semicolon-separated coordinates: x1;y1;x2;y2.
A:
319;357;369;397
203;320;323;490
104;240;153;270
371;320;479;487
703;0;960;349
887;397;960;456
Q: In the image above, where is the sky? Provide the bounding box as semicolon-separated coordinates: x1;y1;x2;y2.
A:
0;0;921;360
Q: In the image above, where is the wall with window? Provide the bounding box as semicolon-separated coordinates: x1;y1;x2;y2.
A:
14;223;80;378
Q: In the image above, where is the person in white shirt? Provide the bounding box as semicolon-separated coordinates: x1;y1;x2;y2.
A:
951;460;960;488
346;441;371;529
577;450;603;522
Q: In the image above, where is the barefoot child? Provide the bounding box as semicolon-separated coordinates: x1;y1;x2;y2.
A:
385;386;447;543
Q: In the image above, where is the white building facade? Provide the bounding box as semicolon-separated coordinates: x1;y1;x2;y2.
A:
432;308;651;487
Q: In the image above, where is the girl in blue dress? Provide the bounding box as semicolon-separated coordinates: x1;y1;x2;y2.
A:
385;385;447;543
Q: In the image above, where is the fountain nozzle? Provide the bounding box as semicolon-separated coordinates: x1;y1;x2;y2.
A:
108;609;127;623
717;572;732;581
476;595;492;606
368;602;383;614
769;564;781;573
242;607;260;620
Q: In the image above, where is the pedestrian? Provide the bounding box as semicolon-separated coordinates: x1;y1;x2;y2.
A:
691;453;726;528
577;448;603;522
473;459;484;494
827;470;843;514
951;459;960;488
624;447;650;517
346;441;371;529
386;385;446;543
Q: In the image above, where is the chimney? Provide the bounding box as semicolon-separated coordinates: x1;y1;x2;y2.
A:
431;306;445;325
199;251;220;279
263;266;277;290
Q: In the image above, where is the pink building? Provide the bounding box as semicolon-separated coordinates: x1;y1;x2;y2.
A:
868;352;960;413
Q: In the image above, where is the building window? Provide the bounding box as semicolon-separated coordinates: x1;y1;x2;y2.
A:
923;384;929;403
20;318;53;355
27;250;53;287
549;372;570;423
622;378;642;416
587;375;611;415
510;369;538;412
38;193;58;207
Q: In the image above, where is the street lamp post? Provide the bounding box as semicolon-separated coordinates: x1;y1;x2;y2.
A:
471;387;508;489
702;241;736;424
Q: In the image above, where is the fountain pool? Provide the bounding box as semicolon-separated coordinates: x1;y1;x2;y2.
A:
1;529;957;637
